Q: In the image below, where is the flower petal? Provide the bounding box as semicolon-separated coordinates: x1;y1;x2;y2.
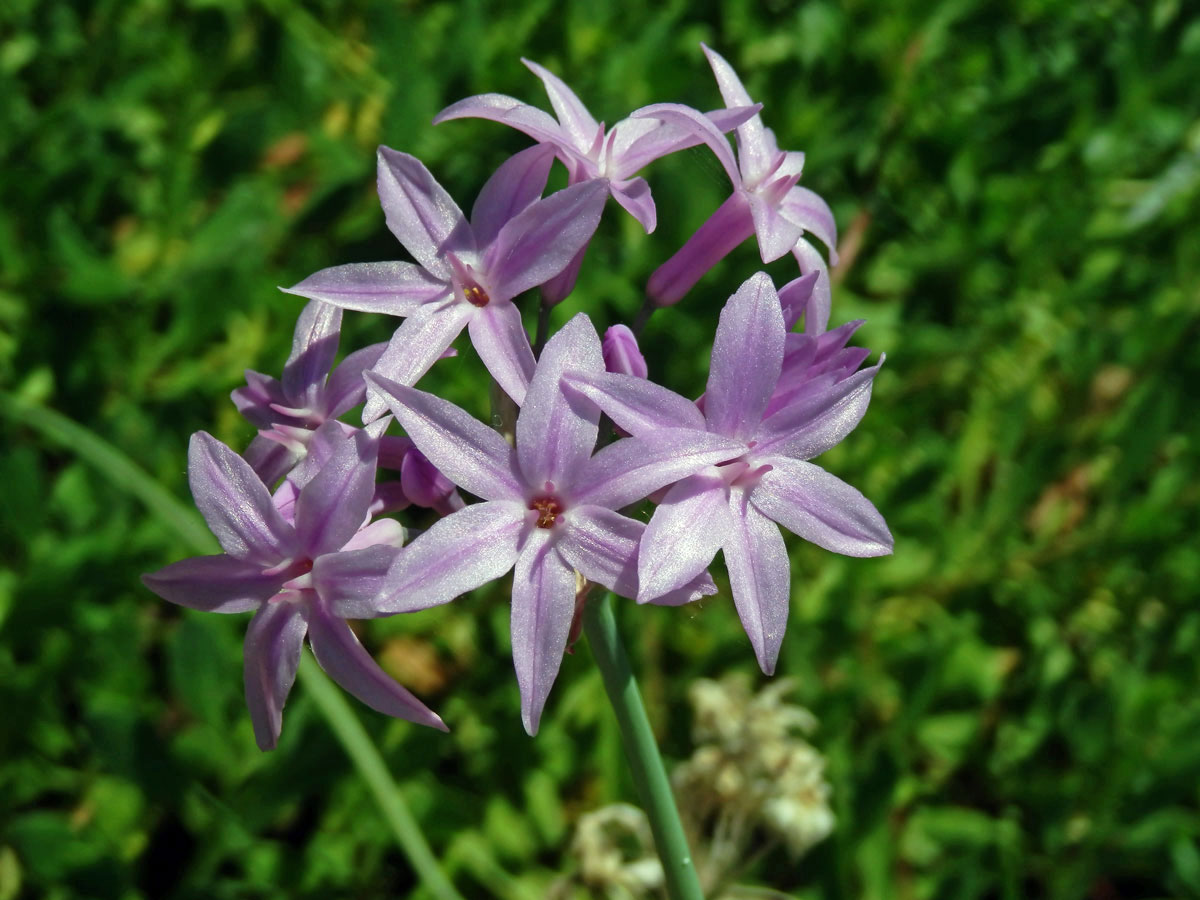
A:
433;93;571;150
562;371;706;435
645;191;755;306
571;430;743;510
700;44;774;185
557;505;642;599
638;473;730;602
704;272;786;441
483;180;608;302
516;313;602;488
361;302;473;422
323;342;388;420
282;261;451;317
467;301;536;406
780;186;838;262
747;191;804;262
364;501;527;616
376;147;473;277
510;529;578;735
311;544;401;614
306;603;447;731
243;601;308;751
232;371;289;430
609;177;655;232
754;358;882;460
722;490;790;675
189;432;296;564
470;144;557;248
778;270;821;332
631;102;741;186
279;300;342;409
791;240;833;336
521;58;601;152
142;554;283;613
750;457;893;557
294;428;378;557
364;374;524;502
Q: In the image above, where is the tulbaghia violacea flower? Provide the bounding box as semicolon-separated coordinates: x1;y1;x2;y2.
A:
564;273;891;674
352;315;745;734
142;425;445;750
602;324;648;378
434;59;758;303
645;45;838;330
233;299;386;484
284;144;607;415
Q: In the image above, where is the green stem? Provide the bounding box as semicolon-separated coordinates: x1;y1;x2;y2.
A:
0;393;464;900
582;594;705;900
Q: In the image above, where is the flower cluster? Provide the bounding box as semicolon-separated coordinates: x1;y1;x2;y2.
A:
144;46;892;749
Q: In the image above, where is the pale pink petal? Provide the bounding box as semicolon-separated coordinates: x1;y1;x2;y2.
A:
778;270;821;332
366;501;527;616
189;432;297;564
510;529;578;735
704;272;786;441
467;301;536;406
306;603;447;731
562;371;706;435
750;457;892;557
747;191;805;262
294;429;378;557
376;147;472;277
601;324;647;378
243;601;308;751
722;490;791;675
631;102;741;186
516;313;602;488
280;300;341;408
470;144;557;248
754;358;882;460
282;262;450;317
557;505;642;599
232;371;288;430
433;93;573;152
521;58;601;151
484;180;608;302
323;343;388;419
780;187;838;262
791;240;833;335
637;473;730;602
142;554;283;614
609;177;655;232
364;374;524;503
700;44;774;185
361;302;473;421
311;544;401;614
571;430;744;510
340;518;406;551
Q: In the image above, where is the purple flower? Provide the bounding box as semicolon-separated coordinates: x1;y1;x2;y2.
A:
602;324;648;378
564;273;891;674
284;145;607;414
643;45;838;326
356;314;744;734
142;425;445;750
233;300;386;484
434;59;758;304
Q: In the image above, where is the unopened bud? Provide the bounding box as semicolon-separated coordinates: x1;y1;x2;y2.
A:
602;325;648;378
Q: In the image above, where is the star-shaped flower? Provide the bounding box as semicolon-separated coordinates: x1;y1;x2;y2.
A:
143;424;445;750
284;145;607;414
355;314;744;734
564;273;891;674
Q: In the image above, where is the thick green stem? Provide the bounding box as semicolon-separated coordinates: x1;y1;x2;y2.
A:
582;594;705;900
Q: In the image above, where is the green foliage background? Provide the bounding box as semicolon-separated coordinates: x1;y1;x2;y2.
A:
2;0;1198;897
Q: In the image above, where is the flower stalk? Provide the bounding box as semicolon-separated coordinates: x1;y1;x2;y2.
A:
582;593;706;900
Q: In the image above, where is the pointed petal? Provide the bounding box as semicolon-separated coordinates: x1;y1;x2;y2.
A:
778;270;821;332
294;428;378;557
521;58;601;152
142;554;282;613
609;177;655;232
700;44;774;185
746;190;804;262
361;302;472;421
638;473;730;602
557;505;641;598
232;371;289;430
611;106;757;177
311;544;401;613
468;302;536;406
189;432;296;564
340;518;407;551
376;147;472;277
751;457;892;557
323;342;387;419
754;358;882;460
631;102;741;186
365;501;527;616
516;313;602;487
538;240;589;307
365;374;524;502
484;180;608;301
243;601;308;751
791;240;832;335
306;603;447;730
282;261;451;317
279;301;342;408
510;529;577;735
433;93;574;151
722;490;790;674
562;371;706;435
470;144;557;247
704;272;786;441
780;186;838;262
571;430;743;509
646;191;755;306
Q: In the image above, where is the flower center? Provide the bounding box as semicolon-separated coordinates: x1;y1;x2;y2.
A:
528;495;564;529
462;283;490;307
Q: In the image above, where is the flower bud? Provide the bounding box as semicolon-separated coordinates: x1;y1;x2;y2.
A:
602;324;648;378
